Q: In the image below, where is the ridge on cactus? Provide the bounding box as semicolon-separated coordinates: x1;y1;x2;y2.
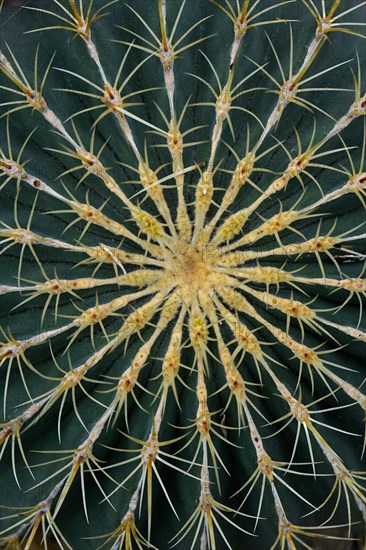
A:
0;0;366;548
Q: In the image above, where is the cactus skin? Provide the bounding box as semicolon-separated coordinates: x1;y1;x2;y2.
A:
0;0;366;548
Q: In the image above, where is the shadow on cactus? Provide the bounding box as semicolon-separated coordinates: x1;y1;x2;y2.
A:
0;0;366;548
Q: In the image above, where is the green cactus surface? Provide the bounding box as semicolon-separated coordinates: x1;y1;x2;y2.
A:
1;1;366;548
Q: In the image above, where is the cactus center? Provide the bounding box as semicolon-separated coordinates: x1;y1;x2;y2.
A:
166;241;214;294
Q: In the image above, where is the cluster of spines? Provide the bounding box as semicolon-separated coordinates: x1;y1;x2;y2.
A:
0;1;366;549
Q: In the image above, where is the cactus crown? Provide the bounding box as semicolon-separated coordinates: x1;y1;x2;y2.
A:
0;1;366;548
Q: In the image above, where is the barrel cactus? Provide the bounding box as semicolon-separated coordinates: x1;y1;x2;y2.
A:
0;0;365;548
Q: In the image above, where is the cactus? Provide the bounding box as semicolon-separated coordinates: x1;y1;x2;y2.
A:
0;0;366;548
